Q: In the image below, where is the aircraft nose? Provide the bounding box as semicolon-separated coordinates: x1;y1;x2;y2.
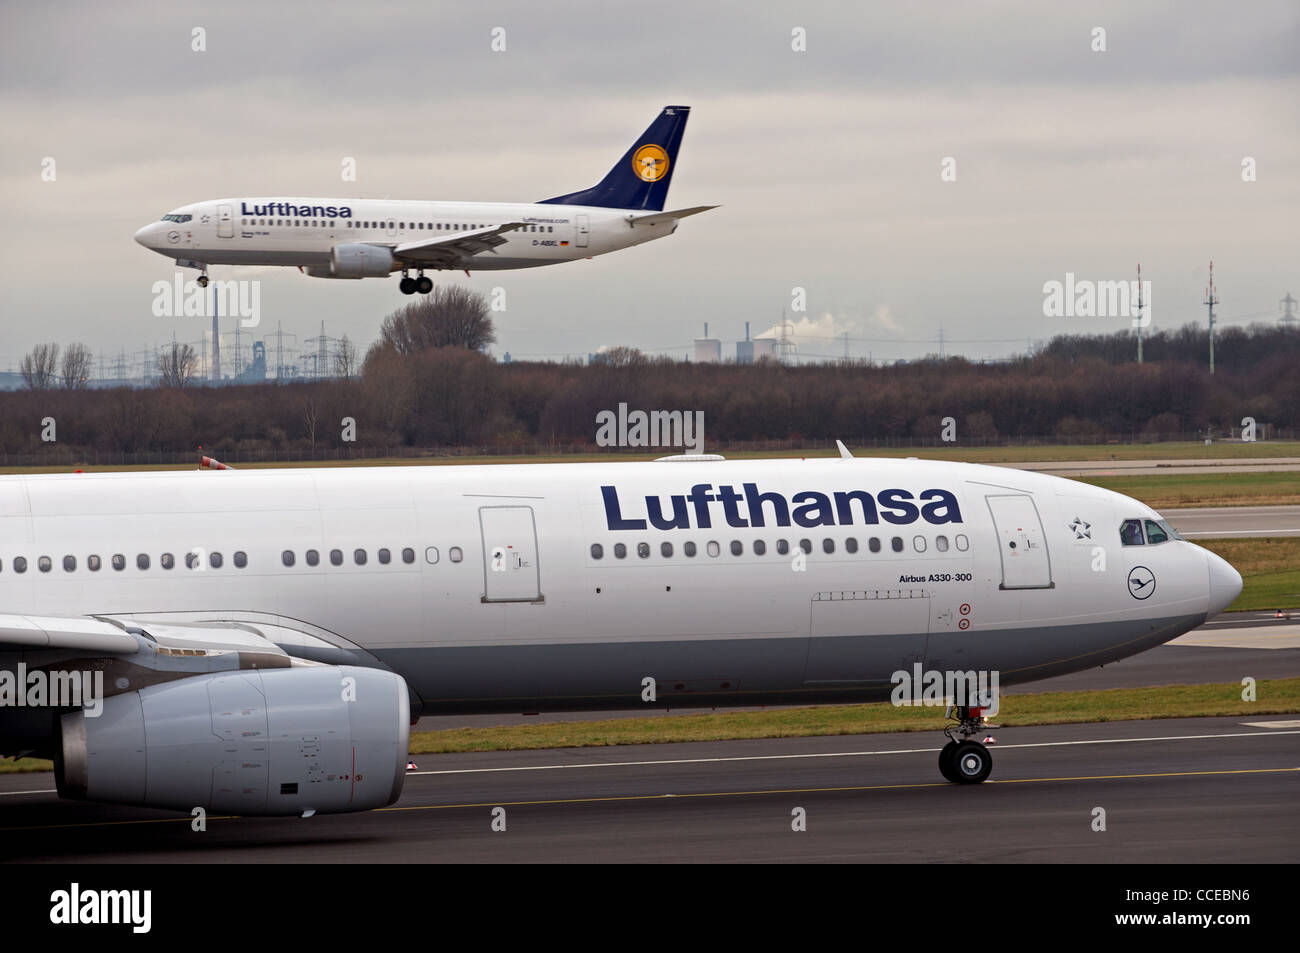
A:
1205;548;1243;617
134;224;153;247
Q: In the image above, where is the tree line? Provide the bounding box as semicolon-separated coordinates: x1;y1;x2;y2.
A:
3;291;1296;458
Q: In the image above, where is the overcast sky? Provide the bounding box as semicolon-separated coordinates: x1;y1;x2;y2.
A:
1;0;1296;372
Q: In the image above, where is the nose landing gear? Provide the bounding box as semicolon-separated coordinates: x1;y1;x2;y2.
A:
197;265;210;288
938;705;994;783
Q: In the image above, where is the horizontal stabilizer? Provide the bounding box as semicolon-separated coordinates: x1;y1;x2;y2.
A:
627;205;718;228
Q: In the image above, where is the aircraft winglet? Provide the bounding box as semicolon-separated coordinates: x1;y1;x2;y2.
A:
836;440;854;459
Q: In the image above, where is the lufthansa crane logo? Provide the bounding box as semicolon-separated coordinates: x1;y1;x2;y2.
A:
1127;565;1156;600
632;144;669;182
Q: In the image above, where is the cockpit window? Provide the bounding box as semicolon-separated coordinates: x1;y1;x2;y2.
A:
160;214;192;223
1119;519;1145;546
1144;519;1169;544
1157;519;1183;541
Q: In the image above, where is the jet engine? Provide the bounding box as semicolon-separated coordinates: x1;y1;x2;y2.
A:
56;665;409;816
303;243;395;278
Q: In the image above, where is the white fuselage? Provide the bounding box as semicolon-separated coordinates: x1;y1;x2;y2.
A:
133;197;673;273
0;457;1240;714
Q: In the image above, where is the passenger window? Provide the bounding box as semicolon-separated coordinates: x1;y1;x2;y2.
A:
799;539;812;554
161;553;174;569
112;554;126;571
1144;520;1168;544
403;547;416;564
234;551;248;568
1119;519;1145;546
210;552;223;568
591;543;604;560
424;547;439;564
754;539;767;555
38;556;52;573
707;541;721;557
614;543;627;559
822;538;834;554
88;555;101;571
661;542;673;557
955;534;969;552
869;537;882;553
730;540;743;556
354;549;367;565
936;535;949;552
283;550;296;567
913;536;927;553
185;552;199;569
14;556;26;573
306;549;320;566
330;549;343;566
378;548;391;564
637;542;650;558
684;541;697;557
845;537;858;554
63;555;76;572
891;537;904;553
776;539;789;555
449;547;463;563
137;554;150;570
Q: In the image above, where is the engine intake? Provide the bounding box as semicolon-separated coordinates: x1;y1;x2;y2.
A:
57;666;409;816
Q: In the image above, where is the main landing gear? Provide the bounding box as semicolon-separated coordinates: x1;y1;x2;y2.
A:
937;705;994;784
399;270;434;295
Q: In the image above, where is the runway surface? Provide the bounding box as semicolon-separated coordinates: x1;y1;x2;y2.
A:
2;715;1296;863
1011;457;1300;476
1159;505;1300;538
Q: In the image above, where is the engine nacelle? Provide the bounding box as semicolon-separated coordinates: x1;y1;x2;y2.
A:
311;242;394;278
57;666;410;816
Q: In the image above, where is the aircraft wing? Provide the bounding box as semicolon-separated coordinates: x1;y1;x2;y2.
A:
626;205;718;228
0;614;139;653
389;222;528;267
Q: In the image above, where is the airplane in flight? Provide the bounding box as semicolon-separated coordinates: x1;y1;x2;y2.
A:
0;451;1240;815
133;106;715;295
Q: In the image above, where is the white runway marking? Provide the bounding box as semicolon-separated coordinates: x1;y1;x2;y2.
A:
1240;720;1300;728
0;788;56;796
407;728;1300;777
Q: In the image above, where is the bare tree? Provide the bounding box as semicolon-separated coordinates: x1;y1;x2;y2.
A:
334;334;358;379
20;342;60;390
302;399;319;454
61;342;93;389
157;343;198;388
378;285;495;354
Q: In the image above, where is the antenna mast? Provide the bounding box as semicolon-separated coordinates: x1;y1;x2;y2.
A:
1203;260;1218;375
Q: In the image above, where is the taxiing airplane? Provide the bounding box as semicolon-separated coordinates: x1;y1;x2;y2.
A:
133;106;715;295
0;452;1241;814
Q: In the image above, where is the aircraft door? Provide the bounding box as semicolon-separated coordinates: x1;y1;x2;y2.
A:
479;506;542;602
217;204;234;238
575;214;589;248
986;494;1053;589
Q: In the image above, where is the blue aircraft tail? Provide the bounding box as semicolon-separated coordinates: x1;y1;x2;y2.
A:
538;106;691;212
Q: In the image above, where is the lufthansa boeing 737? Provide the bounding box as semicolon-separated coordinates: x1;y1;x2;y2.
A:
0;451;1240;815
133;106;715;295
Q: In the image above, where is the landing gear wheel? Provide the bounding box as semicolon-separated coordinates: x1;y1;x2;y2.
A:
197;274;210;288
415;276;433;294
950;741;992;784
399;276;417;295
938;741;959;782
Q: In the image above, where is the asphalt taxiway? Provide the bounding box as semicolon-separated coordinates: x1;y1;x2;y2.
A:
2;715;1295;863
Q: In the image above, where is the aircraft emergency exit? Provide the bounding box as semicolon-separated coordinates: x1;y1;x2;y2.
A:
0;453;1240;814
133;107;715;295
